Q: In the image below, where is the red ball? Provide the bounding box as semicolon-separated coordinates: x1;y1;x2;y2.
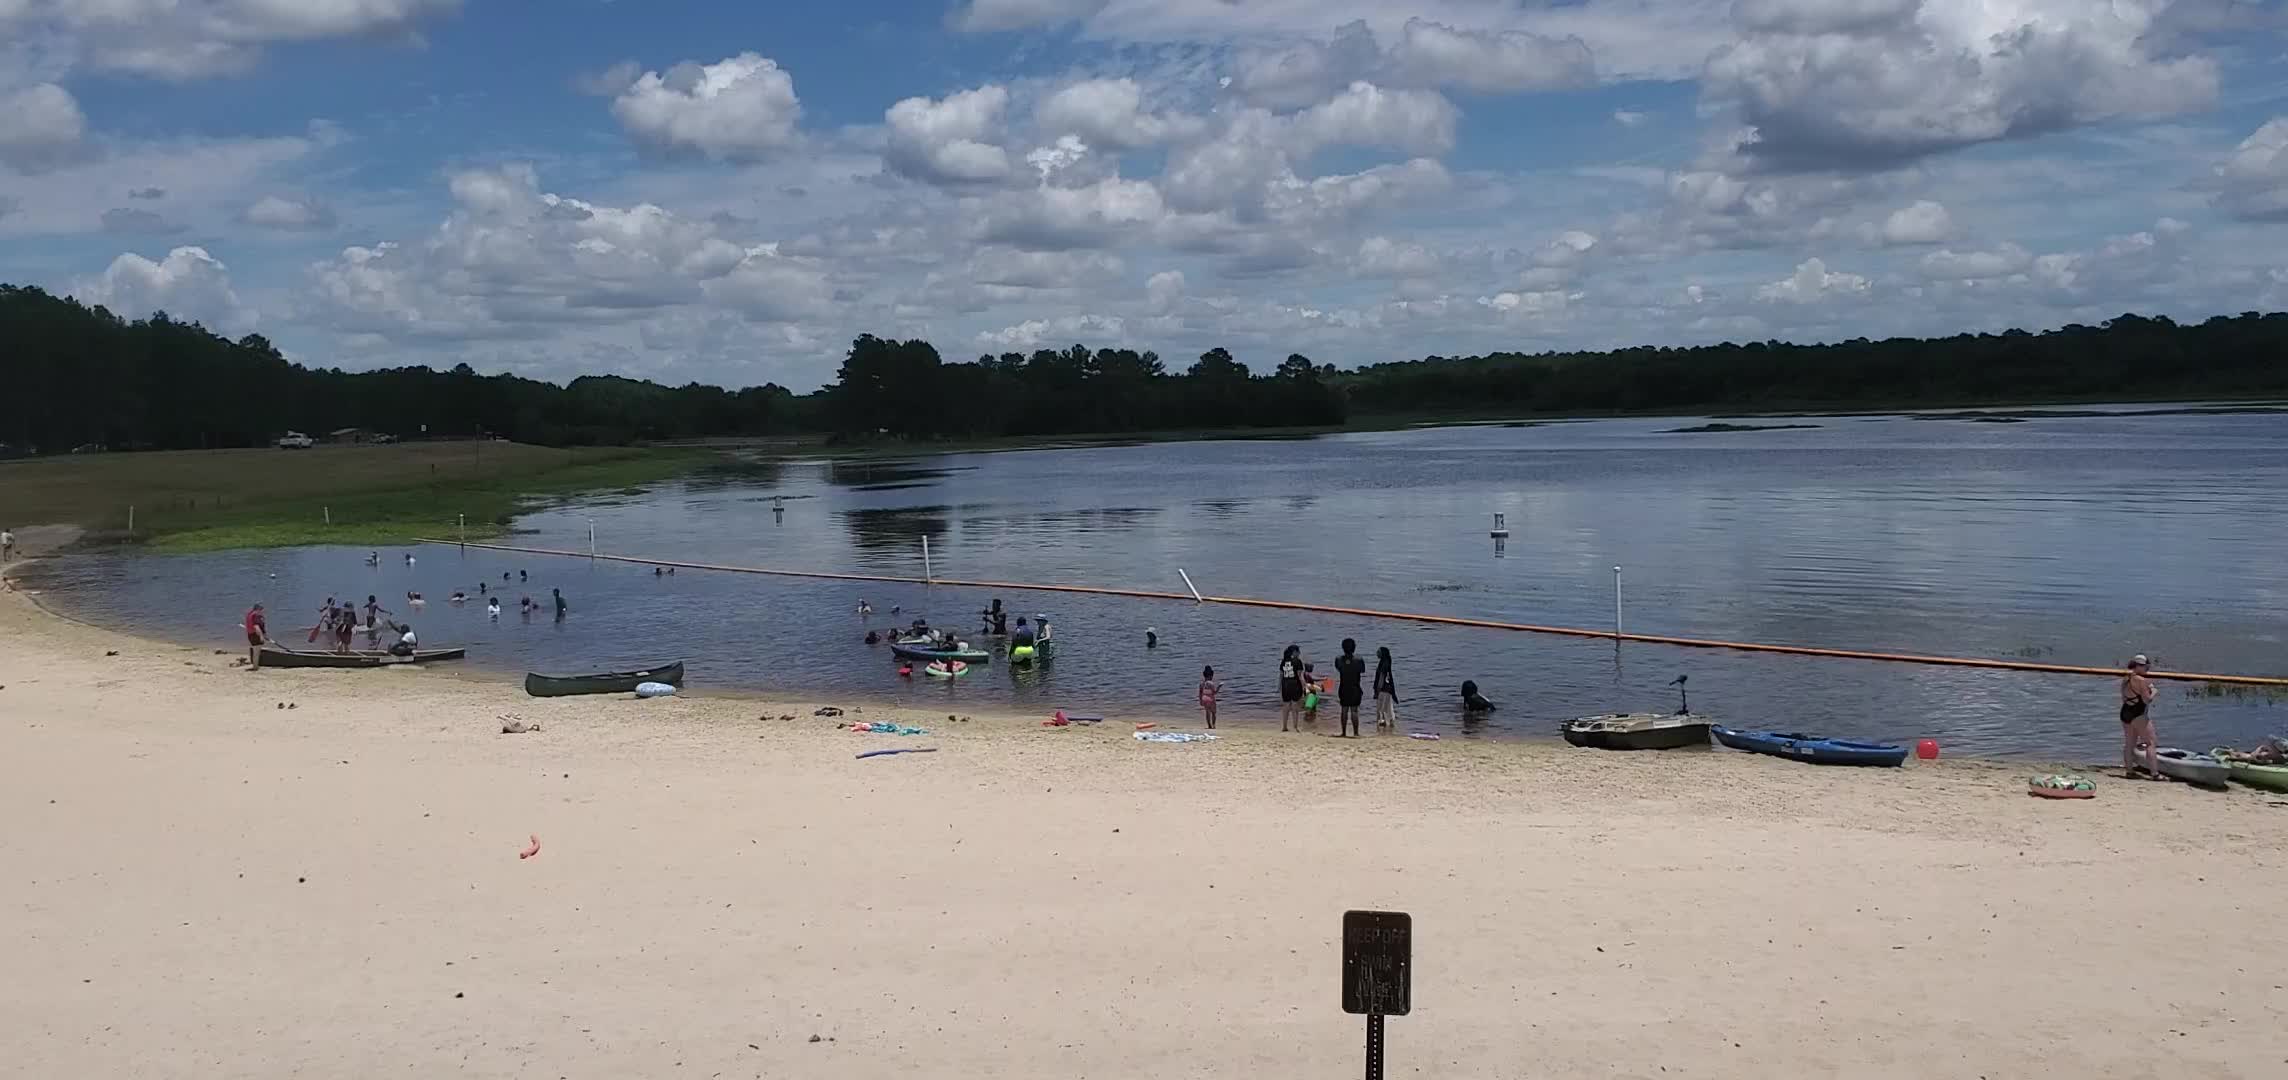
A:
1915;739;1940;761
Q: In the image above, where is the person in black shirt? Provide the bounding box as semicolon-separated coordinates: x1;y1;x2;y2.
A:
1278;645;1304;732
1373;647;1398;731
1334;638;1366;737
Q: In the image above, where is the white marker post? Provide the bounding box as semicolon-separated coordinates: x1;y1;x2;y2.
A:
458;514;466;547
921;536;933;585
1612;565;1624;643
1178;568;1203;603
323;506;331;527
127;505;134;537
587;519;597;560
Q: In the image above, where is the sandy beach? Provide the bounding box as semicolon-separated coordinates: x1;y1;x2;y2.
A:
4;546;2285;1079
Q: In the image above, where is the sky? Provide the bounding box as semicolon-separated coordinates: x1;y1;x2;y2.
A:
4;1;2287;393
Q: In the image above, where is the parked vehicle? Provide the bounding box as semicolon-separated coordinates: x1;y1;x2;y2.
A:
275;431;315;449
371;433;400;444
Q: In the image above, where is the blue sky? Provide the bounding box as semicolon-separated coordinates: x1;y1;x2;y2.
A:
4;1;2287;392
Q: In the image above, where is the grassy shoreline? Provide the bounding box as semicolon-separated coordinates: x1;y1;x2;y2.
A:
0;442;711;552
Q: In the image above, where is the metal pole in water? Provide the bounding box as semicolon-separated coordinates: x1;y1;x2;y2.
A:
324;506;331;527
458;514;466;547
127;505;134;537
922;535;933;584
1612;565;1623;642
1178;568;1203;603
588;520;597;559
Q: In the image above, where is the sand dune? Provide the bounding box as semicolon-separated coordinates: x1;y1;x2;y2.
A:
3;562;2284;1079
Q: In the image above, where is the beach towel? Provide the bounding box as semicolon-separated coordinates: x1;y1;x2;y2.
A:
1133;731;1218;744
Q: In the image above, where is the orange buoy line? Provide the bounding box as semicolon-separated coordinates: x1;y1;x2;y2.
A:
416;538;2288;688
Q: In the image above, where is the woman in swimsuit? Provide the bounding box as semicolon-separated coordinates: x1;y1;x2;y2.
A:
2120;654;2161;780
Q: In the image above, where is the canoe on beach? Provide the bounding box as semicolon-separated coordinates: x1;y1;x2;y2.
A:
1712;726;1908;767
2220;757;2288;792
2152;748;2230;788
252;645;466;669
1560;713;1713;750
524;661;685;698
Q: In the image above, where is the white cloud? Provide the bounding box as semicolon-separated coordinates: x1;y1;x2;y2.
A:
303;165;830;339
240;194;336;230
72;245;254;333
1612;109;1648;127
1288;82;1459;158
952;0;1108;32
2;0;463;80
885;85;1015;186
1231;18;1593;108
1879;200;1952;246
1145;269;1185;313
1708;0;2220;171
1036;78;1204;149
974;175;1166;250
965;247;1125;288
0;82;86;173
610;53;801;162
1919;243;2032;281
1757;257;1869;302
975;312;1129;350
1353;236;1439;278
2213;116;2288;221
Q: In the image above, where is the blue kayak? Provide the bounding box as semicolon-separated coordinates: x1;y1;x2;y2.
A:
1712;726;1908;767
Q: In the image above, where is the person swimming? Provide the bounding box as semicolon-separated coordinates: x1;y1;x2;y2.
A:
1012;618;1036;650
1461;680;1497;714
1144;627;1158;649
864;630;881;645
486;596;501;620
449;590;466;604
858;599;874;616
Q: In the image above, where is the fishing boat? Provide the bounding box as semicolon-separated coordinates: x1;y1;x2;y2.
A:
1561;713;1712;750
890;642;991;664
1712;726;1908;767
524;661;685;698
252;645;465;669
2151;748;2230;789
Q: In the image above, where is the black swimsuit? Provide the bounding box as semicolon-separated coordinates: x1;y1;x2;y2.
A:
2120;697;2147;724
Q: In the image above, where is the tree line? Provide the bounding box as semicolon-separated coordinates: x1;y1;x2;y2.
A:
0;286;808;452
6;283;2286;454
1344;312;2288;415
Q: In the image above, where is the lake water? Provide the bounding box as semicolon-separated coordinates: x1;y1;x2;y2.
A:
22;409;2288;759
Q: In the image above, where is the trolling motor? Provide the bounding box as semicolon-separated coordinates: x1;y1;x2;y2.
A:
1671;674;1690;714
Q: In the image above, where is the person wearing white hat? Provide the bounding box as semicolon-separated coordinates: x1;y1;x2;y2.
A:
2120;654;2160;780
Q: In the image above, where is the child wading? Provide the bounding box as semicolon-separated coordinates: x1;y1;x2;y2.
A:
1198;666;1221;729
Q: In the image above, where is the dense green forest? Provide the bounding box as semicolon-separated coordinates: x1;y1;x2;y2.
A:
5;283;2286;453
1348;312;2288;414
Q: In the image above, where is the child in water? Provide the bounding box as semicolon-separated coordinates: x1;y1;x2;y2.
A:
1301;664;1321;726
1198;666;1220;729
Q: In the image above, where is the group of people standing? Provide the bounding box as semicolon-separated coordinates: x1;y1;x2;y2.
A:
1200;640;1399;736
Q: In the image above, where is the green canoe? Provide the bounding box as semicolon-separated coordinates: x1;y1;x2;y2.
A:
2224;759;2288;793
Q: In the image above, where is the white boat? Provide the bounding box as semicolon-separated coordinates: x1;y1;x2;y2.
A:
2153;748;2230;789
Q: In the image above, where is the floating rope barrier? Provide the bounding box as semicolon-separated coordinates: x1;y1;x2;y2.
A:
416;538;2288;688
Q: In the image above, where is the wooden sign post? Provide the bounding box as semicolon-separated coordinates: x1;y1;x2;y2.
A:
1342;910;1411;1080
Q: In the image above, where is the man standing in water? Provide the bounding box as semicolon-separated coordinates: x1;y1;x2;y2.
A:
2121;654;2161;780
1334;639;1366;738
1;526;16;562
552;588;567;622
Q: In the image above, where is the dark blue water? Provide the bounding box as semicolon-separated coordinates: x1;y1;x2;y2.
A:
23;410;2288;758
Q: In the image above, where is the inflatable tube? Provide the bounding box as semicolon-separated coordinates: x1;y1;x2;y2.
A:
634;681;677;698
925;661;969;678
1010;644;1037;663
2028;775;2096;799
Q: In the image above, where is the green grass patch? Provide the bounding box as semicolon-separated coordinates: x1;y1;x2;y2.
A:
0;442;710;552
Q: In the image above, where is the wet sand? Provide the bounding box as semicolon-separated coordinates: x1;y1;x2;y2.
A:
4;549;2286;1079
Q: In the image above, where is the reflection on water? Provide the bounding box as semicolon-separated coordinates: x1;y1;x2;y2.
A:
24;409;2288;759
